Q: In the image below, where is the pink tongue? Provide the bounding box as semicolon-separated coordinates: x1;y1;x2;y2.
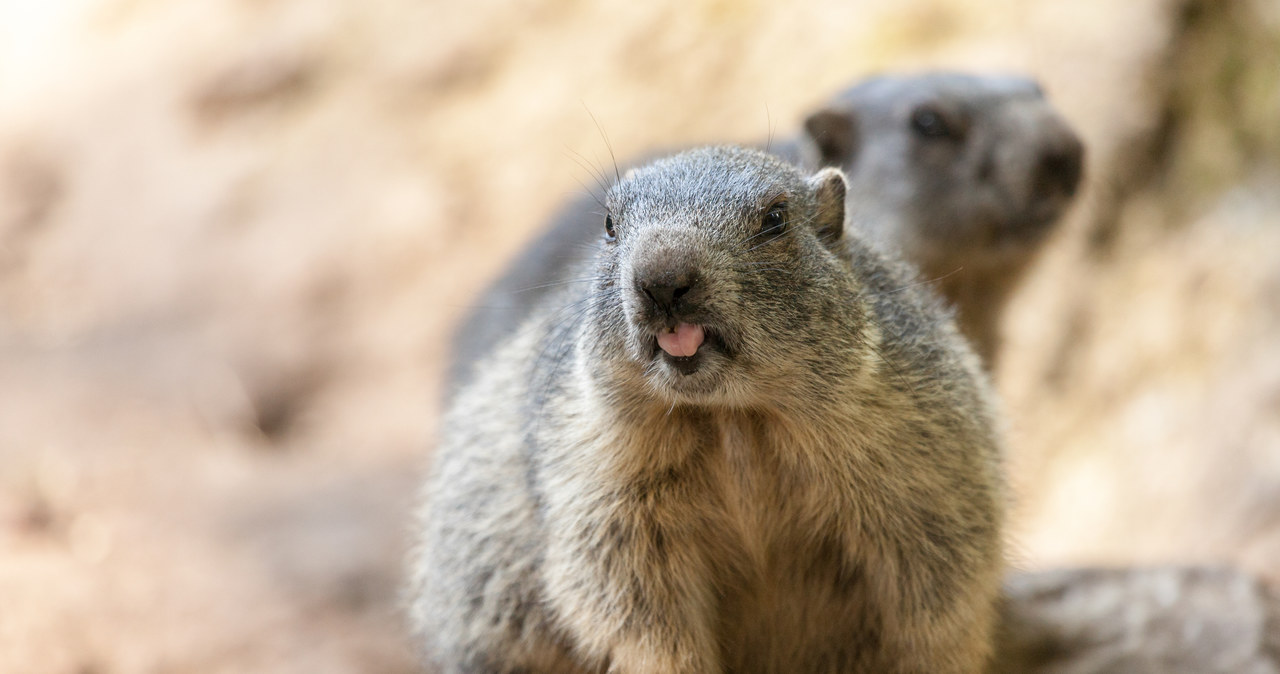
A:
656;323;705;358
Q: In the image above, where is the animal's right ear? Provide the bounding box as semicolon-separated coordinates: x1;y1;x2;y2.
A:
803;107;860;168
808;167;847;245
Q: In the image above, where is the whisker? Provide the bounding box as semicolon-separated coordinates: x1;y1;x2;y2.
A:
764;102;775;155
746;228;799;253
738;211;821;252
869;267;964;298
563;149;611;208
863;327;918;397
582;103;622;183
509;277;607;294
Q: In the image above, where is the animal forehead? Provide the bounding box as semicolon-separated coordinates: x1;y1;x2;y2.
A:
837;72;1043;111
610;147;799;218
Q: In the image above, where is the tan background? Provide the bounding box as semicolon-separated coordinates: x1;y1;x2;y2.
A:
1;0;1277;671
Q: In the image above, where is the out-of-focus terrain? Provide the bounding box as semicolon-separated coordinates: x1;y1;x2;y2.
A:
0;0;1276;672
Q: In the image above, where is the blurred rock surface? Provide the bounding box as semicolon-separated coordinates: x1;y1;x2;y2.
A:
998;566;1280;674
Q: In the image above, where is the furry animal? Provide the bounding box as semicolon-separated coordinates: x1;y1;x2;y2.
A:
413;146;1005;673
802;73;1083;366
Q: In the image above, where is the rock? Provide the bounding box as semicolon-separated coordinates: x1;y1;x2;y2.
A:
996;566;1280;673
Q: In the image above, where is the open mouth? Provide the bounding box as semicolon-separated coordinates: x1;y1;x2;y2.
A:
650;323;726;376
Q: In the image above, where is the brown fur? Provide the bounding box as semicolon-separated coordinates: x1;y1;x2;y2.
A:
412;146;1005;672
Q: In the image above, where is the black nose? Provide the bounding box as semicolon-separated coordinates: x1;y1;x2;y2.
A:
638;271;699;317
1032;137;1084;201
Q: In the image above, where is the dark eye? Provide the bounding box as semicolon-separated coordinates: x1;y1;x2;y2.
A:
604;214;617;242
910;105;953;139
762;201;788;234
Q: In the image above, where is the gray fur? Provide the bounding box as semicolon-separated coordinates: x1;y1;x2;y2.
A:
448;72;1083;390
413;146;1005;673
802;72;1083;366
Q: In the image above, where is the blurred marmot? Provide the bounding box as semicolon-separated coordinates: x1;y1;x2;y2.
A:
802;73;1083;366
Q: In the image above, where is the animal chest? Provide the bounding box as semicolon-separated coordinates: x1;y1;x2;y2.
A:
705;417;878;661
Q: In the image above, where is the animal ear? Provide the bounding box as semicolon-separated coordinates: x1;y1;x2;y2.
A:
808;167;847;245
803;107;860;168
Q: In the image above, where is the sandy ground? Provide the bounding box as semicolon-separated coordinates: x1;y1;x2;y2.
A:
0;0;1277;671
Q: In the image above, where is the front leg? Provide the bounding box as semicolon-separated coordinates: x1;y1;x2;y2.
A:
878;579;1000;674
866;514;1003;673
541;470;722;674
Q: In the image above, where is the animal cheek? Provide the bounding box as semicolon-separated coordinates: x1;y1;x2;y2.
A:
625;333;653;363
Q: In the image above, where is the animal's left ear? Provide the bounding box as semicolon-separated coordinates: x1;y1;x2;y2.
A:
807;167;847;245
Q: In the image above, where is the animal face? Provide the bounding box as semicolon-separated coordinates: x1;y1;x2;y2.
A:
585;146;856;408
804;73;1083;270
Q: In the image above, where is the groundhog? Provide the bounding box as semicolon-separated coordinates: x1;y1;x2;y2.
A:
801;73;1083;367
412;146;1005;672
448;73;1082;389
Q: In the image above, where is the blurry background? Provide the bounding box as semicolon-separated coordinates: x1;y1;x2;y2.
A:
0;0;1277;672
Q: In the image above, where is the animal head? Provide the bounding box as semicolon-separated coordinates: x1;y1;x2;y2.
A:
582;146;864;409
802;72;1084;274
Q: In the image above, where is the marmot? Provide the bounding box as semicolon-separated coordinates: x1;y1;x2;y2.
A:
449;73;1082;389
801;73;1083;367
412;146;1005;672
